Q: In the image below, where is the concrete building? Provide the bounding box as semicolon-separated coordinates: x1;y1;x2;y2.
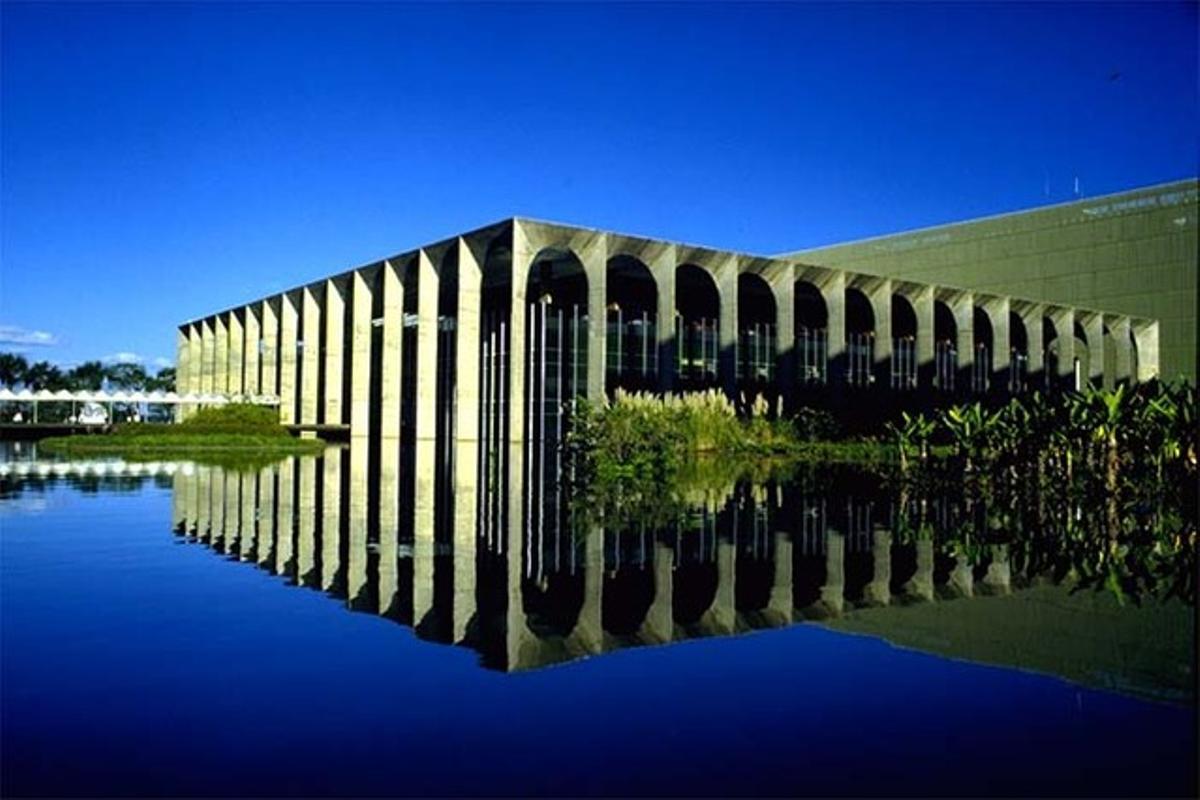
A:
177;216;1162;442
786;179;1197;382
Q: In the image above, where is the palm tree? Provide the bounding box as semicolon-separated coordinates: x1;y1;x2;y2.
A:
0;352;29;388
23;361;65;391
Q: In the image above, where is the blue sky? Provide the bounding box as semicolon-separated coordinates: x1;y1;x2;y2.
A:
2;1;1196;369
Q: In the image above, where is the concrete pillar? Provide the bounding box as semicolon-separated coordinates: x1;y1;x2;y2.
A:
175;328;190;421
949;552;974;597
1049;308;1075;389
452;443;478;642
717;256;739;398
200;318;215;395
256;464;276;569
380;261;403;534
374;435;397;616
196;465;211;542
183;464;199;535
821;529;845;615
1109;316;1133;386
239;469;256;562
350;269;374;438
983;544;1012;595
296;456;317;585
569;526;604;655
1080;312;1104;389
323;279;345;424
863;524;891;606
709;538;736;634
224;470;240;554
260;298;279;397
509;226;532;557
985;298;1011;394
244;305;261;397
767;530;793;624
639;542;673;644
870;281;892;388
823;273;846;387
1020;307;1044;389
300;285;321;425
171;469;186;530
187;323;203;398
275;458;295;577
1132;321;1159;382
905;538;935;601
582;240;607;403
228;308;245;397
414;251;438;541
214;313;229;396
914;288;935;392
951;292;974;393
651;246;677;392
210;464;225;551
772;273;795;401
279;291;300;424
321;452;341;591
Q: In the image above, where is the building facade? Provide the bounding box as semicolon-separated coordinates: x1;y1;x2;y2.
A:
787;179;1197;382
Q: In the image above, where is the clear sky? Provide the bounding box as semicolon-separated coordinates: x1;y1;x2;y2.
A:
2;1;1196;369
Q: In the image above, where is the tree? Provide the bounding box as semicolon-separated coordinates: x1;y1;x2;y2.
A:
66;361;108;391
24;361;65;391
106;362;149;390
0;352;29;388
146;366;176;392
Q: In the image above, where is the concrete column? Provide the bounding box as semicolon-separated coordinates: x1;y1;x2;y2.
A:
717;256;739;398
1081;312;1104;389
196;465;211;542
772;273;795;401
187;323;203;397
767;530;793;624
279;291;300;424
296;456;317;585
256;464;276;569
509;226;532;558
913;288;935;391
200;318;215;395
1020;307;1044;388
227;309;245;397
171;469;186;531
300;285;321;426
1110;316;1133;386
244;305;261;397
414;251;438;541
210;464;226;551
260;298;279;397
904;538;935;601
652;246;677;392
951;292;974;393
322;279;346;424
175;328;190;421
821;529;845;615
639;541;673;644
452;442;478;643
214;313;229;396
870;281;892;387
456;240;482;444
863;525;892;606
380;260;404;534
823;273;846;387
569;525;604;655
707;538;736;634
949;552;973;597
347;448;369;607
987;298;1011;394
983;544;1012;595
275;458;295;577
1049;308;1075;389
321;453;341;591
224;470;240;554
1132;321;1159;382
239;469;256;562
373;434;396;616
582;240;607;403
350;269;374;438
183;464;199;535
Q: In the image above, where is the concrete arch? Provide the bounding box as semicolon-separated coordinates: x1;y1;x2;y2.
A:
605;254;658;392
737;272;777;390
845;286;875;387
1009;311;1029;391
676;263;721;388
973;306;994;393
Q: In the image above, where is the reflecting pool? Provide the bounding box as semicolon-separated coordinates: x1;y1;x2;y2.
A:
1;445;1195;797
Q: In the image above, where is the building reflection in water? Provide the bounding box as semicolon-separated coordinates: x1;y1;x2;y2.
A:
167;450;1192;703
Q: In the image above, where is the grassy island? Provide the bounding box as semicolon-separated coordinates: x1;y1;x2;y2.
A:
40;404;326;465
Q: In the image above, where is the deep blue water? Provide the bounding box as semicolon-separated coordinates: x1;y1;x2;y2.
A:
1;462;1196;797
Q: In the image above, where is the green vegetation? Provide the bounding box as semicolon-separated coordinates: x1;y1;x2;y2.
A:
40;404;325;467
